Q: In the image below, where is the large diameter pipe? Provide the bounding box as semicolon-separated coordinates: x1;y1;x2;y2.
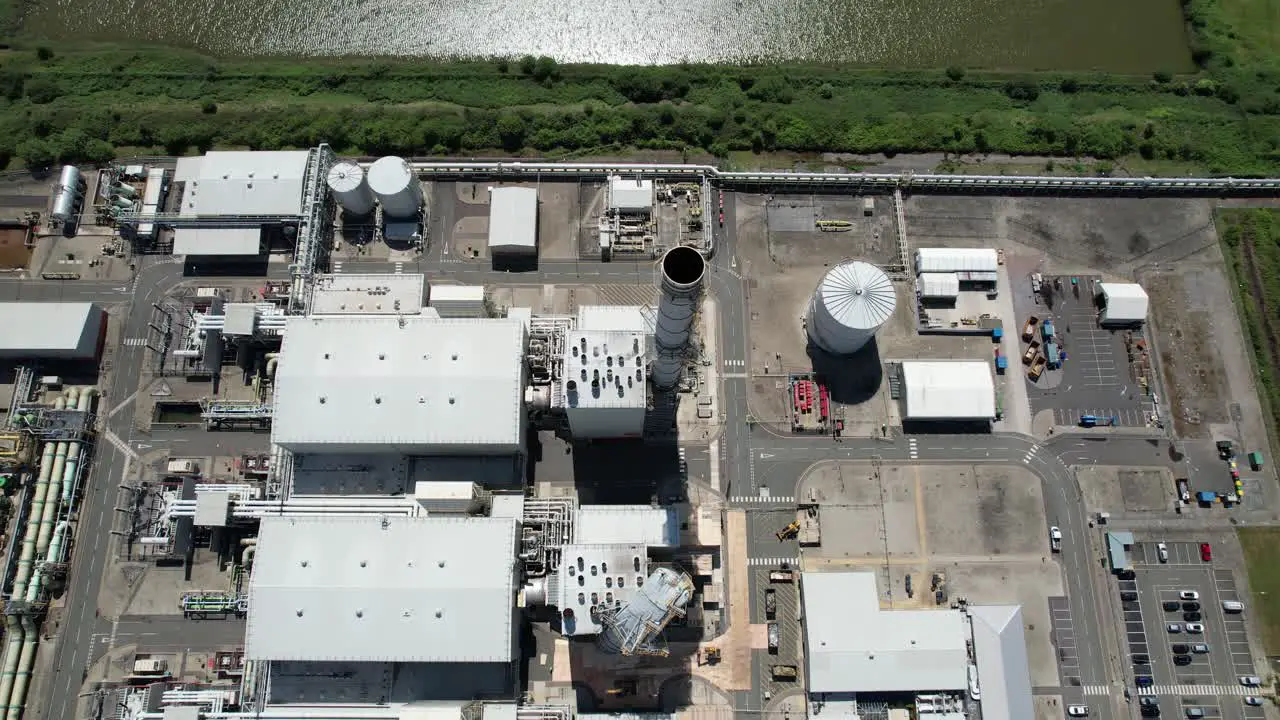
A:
32;442;68;563
11;443;56;599
0;616;25;720
651;246;706;390
6;615;37;720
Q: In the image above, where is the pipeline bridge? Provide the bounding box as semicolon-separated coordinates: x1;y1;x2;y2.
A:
395;160;1280;196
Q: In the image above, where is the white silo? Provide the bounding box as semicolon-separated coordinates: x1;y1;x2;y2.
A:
367;156;422;218
806;261;897;354
326;161;375;216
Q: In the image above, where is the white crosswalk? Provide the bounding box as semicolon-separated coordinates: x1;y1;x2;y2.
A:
731;495;795;504
122;338;147;347
724;359;745;368
1081;685;1112;696
394;261;404;274
1023;449;1036;464
908;438;919;460
332;261;344;273
1138;685;1259;697
748;557;796;567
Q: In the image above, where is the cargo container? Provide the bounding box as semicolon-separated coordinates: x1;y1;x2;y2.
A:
1046;342;1059;368
765;589;777;619
1028;355;1047;380
1042;319;1055;341
772;665;798;680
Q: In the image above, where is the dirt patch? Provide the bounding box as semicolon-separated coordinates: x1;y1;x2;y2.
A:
0;226;32;269
1142;272;1228;437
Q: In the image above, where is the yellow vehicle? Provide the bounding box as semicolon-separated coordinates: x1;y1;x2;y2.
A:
776;521;800;541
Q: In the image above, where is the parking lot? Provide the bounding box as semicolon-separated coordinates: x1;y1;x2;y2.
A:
1018;274;1156;428
1124;540;1264;720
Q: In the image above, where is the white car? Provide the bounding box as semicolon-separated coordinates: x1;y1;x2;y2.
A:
1244;696;1263;706
1167;623;1182;633
1050;526;1063;551
1157;542;1169;563
1185;623;1205;634
1180;590;1200;600
1067;705;1090;717
1240;676;1262;687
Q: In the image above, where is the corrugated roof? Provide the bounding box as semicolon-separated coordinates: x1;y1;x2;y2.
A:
814;262;897;331
179;150;310;217
918;272;960;298
488;187;538;253
245;515;518;663
915;248;999;274
609;177;654;212
0;302;103;358
271;316;526;453
969;605;1034;720
575;506;676;546
802;572;968;693
172;228;263;256
1098;282;1149;324
902;361;996;420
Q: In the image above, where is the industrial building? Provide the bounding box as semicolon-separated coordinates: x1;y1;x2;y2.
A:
917;272;960;300
0;303;106;360
801;573;1033;720
914;248;999;288
488;187;539;259
270;316;528;455
607;177;655;215
561;329;648;439
806;261;897;355
900;361;996;421
171;151;312;256
1096;282;1149;326
429;285;487;318
309;273;426;316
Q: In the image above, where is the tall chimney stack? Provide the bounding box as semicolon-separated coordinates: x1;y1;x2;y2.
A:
652;246;706;390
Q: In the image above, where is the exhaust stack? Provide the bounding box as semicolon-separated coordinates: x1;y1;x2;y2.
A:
652;246;706;390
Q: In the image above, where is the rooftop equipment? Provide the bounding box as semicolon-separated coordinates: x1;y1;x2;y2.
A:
596;566;694;656
326;161;375;217
50;165;84;224
367;156;422;219
652;246;706;390
806;261;897;355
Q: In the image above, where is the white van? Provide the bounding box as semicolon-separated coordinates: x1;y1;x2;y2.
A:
1223;600;1245;613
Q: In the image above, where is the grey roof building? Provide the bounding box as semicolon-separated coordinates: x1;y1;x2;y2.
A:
0;302;106;360
969;605;1035;720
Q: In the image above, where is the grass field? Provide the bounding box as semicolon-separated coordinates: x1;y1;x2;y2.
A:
1217;0;1280;67
1219;209;1280;451
1237;527;1280;654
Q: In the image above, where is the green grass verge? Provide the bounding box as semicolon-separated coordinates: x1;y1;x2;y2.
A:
1237;527;1280;655
1219;208;1280;458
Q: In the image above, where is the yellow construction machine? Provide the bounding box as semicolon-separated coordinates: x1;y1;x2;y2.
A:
776;520;800;541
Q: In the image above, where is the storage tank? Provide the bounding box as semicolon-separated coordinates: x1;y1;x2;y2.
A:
326;161;375;216
113;183;138;199
367;156;422;218
806;260;897;354
50;165;84;223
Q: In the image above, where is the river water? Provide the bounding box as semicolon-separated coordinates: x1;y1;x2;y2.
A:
22;0;1193;71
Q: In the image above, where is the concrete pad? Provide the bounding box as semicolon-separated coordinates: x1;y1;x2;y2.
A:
922;465;1048;556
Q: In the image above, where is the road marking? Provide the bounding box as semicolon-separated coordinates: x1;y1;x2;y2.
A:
730;495;795;504
1081;685;1114;696
394;261;404;274
724;359;745;368
1139;685;1257;696
908;437;918;460
748;557;797;567
333;261;344;273
122;337;147;346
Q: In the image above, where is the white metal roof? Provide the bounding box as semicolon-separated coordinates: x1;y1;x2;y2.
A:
172;228;263;256
814;261;897;330
969;605;1034;720
577;305;652;333
563;330;647;411
0;302;103;358
488;187;538;253
309;273;426;316
918;272;960;298
1098;282;1149;324
222;303;258;336
608;177;654;212
915;247;999;274
575;506;677;547
246;515;518;663
802;572;968;693
556;543;648;636
901;361;996;420
429;285;486;302
179;150;310;217
271;316;526;453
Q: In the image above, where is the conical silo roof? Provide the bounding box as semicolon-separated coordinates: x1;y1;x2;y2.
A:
817;261;896;331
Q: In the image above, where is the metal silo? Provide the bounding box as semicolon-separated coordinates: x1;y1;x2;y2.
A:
806;260;897;355
50;165;84;223
367;156;422;219
326;161;375;216
651;246;706;390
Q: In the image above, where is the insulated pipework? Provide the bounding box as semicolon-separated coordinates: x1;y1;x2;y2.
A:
651;246;706;390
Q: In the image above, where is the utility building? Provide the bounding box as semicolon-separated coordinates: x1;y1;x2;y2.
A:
561;329;648;439
487;187;538;259
1096;282;1149;326
914;248;999;288
608;177;654;216
271;316;527;454
0;302;106;360
172;150;311;256
901;361;996;421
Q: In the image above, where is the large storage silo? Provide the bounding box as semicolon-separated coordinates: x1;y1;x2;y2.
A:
51;165;84;223
326;161;375;216
806;261;897;355
367;156;422;218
